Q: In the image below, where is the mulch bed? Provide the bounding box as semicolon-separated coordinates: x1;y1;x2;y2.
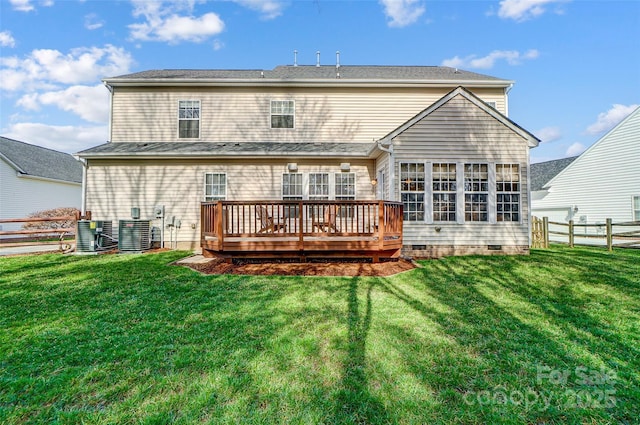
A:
183;258;417;277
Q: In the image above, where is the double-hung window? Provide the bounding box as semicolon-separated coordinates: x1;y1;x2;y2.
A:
432;163;457;222
282;173;303;200
496;164;521;222
335;173;356;200
204;173;226;201
464;164;489;222
271;100;295;129
178;100;200;138
400;163;425;221
309;173;329;200
633;196;640;221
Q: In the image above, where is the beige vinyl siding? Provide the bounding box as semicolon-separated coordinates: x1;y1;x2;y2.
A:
85;158;376;246
391;94;531;247
110;86;506;143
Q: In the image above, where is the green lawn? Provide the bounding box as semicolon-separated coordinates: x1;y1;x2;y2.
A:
0;246;638;424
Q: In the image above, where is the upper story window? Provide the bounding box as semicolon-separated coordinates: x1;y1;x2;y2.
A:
464;163;489;222
496;164;520;222
400;163;425;222
271;100;295;129
179;100;200;139
204;173;226;201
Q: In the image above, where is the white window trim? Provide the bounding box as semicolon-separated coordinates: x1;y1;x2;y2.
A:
633;195;640;221
282;172;304;200
270;99;295;130
399;162;426;223
203;172;227;201
308;172;330;200
431;162;458;225
334;172;357;200
496;163;522;224
178;99;201;140
463;162;490;223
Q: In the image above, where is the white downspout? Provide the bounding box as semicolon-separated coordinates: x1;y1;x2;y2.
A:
376;139;395;201
74;156;88;215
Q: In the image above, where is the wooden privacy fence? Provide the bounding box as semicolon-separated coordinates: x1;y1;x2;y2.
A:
532;216;640;251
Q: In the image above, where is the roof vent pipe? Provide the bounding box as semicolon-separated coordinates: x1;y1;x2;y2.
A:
336;51;340;68
293;50;298;67
316;51;320;67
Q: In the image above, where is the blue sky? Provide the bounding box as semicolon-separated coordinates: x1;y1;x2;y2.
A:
1;0;638;163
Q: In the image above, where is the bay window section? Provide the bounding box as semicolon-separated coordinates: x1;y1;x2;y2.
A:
496;164;521;222
432;163;457;222
178;100;200;138
464;163;489;222
204;173;226;201
400;163;425;221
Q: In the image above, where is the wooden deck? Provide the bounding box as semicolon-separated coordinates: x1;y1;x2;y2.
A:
201;200;403;261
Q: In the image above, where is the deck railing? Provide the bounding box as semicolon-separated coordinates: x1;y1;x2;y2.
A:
201;200;403;259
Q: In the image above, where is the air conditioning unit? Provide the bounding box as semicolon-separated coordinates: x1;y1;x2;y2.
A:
118;220;151;253
76;220;115;253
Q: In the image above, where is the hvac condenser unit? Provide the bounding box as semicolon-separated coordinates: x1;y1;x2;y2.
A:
76;220;115;253
118;220;151;253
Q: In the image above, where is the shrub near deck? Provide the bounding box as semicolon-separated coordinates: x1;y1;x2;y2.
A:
0;246;638;424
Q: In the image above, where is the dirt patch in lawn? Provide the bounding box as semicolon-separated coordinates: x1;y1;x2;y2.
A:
182;257;417;277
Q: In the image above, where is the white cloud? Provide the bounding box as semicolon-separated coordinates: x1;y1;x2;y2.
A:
9;0;34;11
85;13;105;30
586;104;639;135
233;0;286;19
535;126;562;143
129;0;224;43
2;122;108;154
9;0;53;12
0;45;133;91
497;0;568;22
441;49;539;69
17;84;110;123
380;0;426;27
0;31;16;48
566;142;586;157
212;39;224;51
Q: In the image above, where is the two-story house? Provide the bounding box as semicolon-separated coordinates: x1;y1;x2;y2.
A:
77;65;539;259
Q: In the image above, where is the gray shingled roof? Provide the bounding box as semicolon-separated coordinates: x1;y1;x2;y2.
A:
107;65;509;84
530;156;579;191
0;137;82;183
77;142;377;158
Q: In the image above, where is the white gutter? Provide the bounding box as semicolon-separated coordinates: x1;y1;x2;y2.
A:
103;78;513;89
376;139;395;202
104;81;113;143
505;83;513;117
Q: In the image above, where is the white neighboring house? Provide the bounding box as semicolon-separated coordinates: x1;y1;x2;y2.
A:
532;106;640;224
0;137;83;234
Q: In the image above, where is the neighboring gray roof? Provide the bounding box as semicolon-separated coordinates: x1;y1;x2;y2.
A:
76;141;378;159
106;65;510;86
530;156;579;191
0;137;82;183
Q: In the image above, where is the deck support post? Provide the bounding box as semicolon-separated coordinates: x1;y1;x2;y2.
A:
606;218;613;252
215;201;224;251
